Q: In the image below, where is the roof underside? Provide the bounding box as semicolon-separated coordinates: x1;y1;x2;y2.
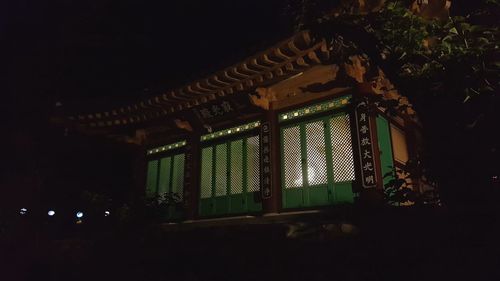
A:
66;31;331;130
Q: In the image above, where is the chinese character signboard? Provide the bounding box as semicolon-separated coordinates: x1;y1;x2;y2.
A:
260;122;272;199
355;102;377;188
194;100;236;121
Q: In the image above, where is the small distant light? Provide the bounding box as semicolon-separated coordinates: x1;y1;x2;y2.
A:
492;176;499;183
104;211;110;217
20;208;28;215
48;210;56;216
76;212;84;218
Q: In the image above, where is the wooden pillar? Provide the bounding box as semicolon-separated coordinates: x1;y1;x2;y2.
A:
183;133;201;220
134;145;148;198
348;104;363;194
370;114;384;191
261;109;281;214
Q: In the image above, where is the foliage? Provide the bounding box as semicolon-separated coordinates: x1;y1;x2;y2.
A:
289;0;499;104
287;0;500;204
375;1;498;103
383;157;440;206
143;192;182;218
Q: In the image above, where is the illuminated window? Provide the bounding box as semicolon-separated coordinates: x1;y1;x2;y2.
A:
283;126;302;188
305;121;328;186
146;152;185;201
199;135;261;199
282;113;355;190
330;114;355;182
200;147;213;199
146;160;159;197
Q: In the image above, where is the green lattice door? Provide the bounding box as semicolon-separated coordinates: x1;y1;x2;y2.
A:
199;135;262;217
145;153;185;219
281;113;356;209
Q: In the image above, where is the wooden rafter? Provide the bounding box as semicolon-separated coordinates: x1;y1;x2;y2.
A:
69;31;331;128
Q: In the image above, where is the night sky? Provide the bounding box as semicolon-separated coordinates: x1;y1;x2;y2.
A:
2;0;292;209
4;0;291;120
2;0;484;122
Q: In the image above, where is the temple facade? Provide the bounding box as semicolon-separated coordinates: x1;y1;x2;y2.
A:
64;31;431;222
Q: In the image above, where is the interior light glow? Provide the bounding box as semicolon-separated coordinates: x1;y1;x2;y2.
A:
294;166;316;186
48;210;56;216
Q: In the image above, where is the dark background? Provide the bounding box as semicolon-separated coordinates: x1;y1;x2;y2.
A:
1;1;499;280
2;0;292;209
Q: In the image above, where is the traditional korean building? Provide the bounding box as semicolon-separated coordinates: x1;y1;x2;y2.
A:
60;31;430;222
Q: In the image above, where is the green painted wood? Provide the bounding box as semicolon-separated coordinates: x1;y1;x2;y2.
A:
246;136;261;193
158;157;172;199
301;123;310;207
283;189;303;208
281;124;304;209
307;186;330;206
323;119;336;203
199;147;214;217
171;154;185;199
228;140;246;214
281;110;356;210
199;133;262;217
227;194;244;214
247;192;262;212
146;160;159;197
334;182;354;203
199;198;213;216
214;144;228;197
229;141;243;184
244;139;262;213
214;196;229;215
376;116;395;188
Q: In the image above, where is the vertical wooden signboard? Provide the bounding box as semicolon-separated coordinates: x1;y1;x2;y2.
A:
355;101;377;188
260;122;272;199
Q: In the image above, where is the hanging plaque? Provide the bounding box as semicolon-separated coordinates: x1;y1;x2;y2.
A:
260;122;272;199
355;101;377;188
